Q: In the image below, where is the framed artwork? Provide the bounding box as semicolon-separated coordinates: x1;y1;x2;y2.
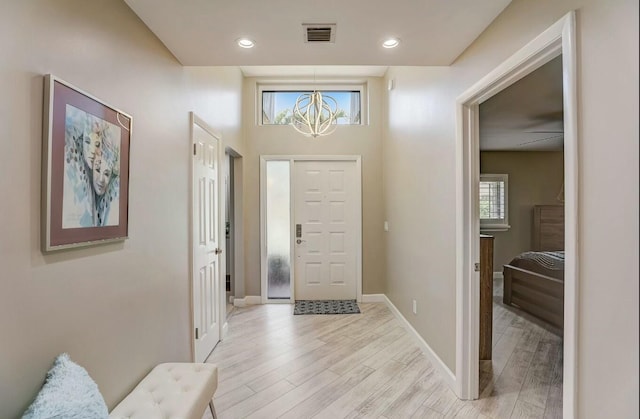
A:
42;74;132;252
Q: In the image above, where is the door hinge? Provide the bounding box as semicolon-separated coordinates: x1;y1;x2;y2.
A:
195;328;199;339
193;143;197;156
474;263;480;272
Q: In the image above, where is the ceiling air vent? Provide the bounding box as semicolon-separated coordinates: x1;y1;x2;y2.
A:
303;23;336;43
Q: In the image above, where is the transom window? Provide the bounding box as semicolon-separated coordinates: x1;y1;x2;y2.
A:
258;84;366;126
480;174;510;230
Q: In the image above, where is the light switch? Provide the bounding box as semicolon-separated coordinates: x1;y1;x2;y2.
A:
384;221;389;232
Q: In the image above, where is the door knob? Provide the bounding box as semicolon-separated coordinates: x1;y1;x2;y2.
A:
296;239;306;244
215;248;223;255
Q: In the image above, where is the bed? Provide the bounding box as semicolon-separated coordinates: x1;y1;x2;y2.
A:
503;205;565;329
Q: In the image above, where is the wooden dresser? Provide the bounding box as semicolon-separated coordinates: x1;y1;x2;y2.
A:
479;234;494;360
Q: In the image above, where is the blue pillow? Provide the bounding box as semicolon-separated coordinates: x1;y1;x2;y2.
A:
23;353;108;419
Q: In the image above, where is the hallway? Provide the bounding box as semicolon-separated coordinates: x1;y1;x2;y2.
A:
204;299;562;418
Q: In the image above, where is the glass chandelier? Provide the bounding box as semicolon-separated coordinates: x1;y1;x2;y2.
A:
291;91;338;138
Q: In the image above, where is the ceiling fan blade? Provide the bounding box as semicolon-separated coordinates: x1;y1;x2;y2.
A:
517;134;564;147
533;110;564;120
519;110;564;129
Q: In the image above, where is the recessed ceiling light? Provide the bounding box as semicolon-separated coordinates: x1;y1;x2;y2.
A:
237;38;255;49
382;38;400;49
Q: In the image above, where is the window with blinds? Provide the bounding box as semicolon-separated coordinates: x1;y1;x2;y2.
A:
479;174;510;230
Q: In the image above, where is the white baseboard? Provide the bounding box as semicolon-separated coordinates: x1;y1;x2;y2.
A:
493;272;504;280
222;321;229;338
361;294;386;303
233;295;261;307
381;295;457;392
246;295;261;305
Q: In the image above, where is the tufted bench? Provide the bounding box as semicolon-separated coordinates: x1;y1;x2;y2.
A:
109;363;218;419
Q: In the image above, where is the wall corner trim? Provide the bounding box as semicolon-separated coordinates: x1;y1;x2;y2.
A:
380;295;457;391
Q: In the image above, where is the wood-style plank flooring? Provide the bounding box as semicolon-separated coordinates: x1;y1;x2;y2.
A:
479;278;563;419
204;285;562;419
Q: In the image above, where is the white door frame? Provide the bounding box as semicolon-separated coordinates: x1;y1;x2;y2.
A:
260;155;363;304
189;112;226;360
455;11;578;418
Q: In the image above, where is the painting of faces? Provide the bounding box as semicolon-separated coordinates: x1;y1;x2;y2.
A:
62;104;121;228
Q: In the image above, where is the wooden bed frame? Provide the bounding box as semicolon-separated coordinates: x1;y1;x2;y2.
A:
503;205;565;329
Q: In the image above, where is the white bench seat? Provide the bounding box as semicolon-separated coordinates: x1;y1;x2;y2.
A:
109;363;218;419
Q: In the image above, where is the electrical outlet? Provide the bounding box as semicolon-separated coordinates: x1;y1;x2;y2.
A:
412;299;417;314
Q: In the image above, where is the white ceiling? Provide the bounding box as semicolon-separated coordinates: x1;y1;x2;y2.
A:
479;56;564;151
122;0;564;150
124;0;512;67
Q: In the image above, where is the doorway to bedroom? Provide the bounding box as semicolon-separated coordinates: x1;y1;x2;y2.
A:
476;55;565;418
456;11;578;419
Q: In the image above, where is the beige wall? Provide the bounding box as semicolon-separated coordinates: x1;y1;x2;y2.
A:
383;0;638;416
383;66;458;370
480;151;564;268
242;77;386;297
0;2;244;418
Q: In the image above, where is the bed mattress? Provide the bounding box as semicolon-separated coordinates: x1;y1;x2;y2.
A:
506;250;565;280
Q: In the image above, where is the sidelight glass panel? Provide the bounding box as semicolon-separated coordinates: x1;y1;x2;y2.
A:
266;161;291;299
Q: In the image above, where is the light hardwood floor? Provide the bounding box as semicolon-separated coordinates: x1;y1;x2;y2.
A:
204;288;562;419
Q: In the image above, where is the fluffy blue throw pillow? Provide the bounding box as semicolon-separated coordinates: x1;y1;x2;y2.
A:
22;353;108;419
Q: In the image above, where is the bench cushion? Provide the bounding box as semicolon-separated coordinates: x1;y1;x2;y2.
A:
109;363;217;419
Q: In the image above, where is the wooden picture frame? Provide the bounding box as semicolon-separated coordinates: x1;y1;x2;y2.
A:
42;74;132;252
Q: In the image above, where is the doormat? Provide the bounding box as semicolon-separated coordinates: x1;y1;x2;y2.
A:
293;300;361;315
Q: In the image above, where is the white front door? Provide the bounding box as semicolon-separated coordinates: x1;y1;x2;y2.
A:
192;122;221;362
294;161;359;300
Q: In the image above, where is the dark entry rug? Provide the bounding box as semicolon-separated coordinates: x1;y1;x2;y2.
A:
294;299;361;315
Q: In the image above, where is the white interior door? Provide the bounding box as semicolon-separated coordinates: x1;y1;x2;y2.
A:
192;123;221;362
294;161;358;300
